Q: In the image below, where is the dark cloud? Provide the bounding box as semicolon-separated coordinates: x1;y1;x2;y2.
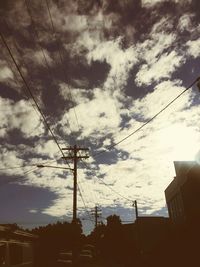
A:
76;0;102;15
0;183;58;224
68;59;111;88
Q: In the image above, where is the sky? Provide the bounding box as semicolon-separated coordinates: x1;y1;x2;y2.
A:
0;0;200;234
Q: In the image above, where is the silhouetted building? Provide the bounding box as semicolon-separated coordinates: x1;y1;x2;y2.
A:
134;217;169;254
0;224;37;266
121;217;169;266
165;161;200;224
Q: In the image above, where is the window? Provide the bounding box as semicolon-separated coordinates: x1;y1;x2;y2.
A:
0;243;6;266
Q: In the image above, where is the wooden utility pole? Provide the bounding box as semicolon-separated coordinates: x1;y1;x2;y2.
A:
133;200;139;219
62;145;89;223
94;206;102;228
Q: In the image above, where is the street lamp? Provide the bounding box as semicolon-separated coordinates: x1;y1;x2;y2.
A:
37;164;74;172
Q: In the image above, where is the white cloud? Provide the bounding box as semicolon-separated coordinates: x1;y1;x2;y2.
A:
150;17;174;34
136;51;183;85
186;39;200;58
173;0;192;4
35;140;61;158
134;20;182;86
178;13;193;32
29;209;37;213
32;49;53;66
0;65;13;81
60;87;123;138
50;0;90;32
93;79;199;212
0;148;24;177
87;38;138;90
0;97;44;138
142;0;192;8
137;32;176;65
141;0;166;7
132;80;189;119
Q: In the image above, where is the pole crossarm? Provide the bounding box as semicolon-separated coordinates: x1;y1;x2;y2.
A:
62;147;89;151
62;156;89;160
91;206;102;228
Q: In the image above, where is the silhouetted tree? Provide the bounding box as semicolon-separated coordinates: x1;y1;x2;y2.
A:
107;214;121;227
87;222;106;260
31;220;84;267
97;215;123;264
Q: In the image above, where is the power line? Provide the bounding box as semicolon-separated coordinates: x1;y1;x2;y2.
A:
0;31;71;169
78;87;199;202
23;167;39;175
81;78;199;203
44;0;84;147
0;166;35;171
93;77;200;157
23;1;75;147
96;176;133;202
77;183;93;222
45;0;55;32
78;180;95;209
1;18;47;122
24;0;52;73
78;166;99;206
0;159;59;171
80;159;133;202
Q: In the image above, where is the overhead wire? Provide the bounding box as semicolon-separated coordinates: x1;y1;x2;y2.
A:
80;176;100;213
1;22;86;222
77;183;93;222
93;77;200;158
1;18;47;122
80;159;134;202
43;2;199;206
0;166;34;171
0;32;71;169
44;1;94;222
1;2;131;224
0;158;59;172
44;0;85;147
3;2;198;222
23;167;39;175
24;0;52;74
23;0;75;147
81;79;200;205
79;176;97;207
44;1;130;204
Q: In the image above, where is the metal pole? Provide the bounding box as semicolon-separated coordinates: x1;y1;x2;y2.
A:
133;200;139;219
73;145;77;223
95;206;98;228
135;200;138;219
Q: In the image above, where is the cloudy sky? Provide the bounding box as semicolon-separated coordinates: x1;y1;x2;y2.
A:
0;0;200;233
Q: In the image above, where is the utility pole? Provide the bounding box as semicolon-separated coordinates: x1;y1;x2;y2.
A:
62;145;89;223
133;200;139;220
91;206;102;228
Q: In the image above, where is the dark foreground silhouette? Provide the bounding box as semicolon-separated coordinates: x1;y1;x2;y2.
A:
1;215;200;267
32;215;200;267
